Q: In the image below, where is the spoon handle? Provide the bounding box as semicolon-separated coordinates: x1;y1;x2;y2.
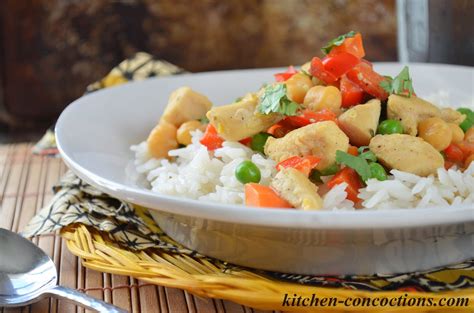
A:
45;285;128;313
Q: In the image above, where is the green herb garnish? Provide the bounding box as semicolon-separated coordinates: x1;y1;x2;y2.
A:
336;150;372;182
336;149;387;182
257;84;299;116
321;31;356;55
380;66;415;97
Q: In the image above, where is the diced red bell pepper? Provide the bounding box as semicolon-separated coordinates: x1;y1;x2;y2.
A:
309;57;338;85
239;137;252;146
340;75;364;108
346;62;389;100
457;141;474;156
328;33;365;59
327;167;364;203
444;143;465;163
200;124;224;150
322;52;360;78
276;155;321;176
280;109;338;130
274;66;298;82
267;123;291;138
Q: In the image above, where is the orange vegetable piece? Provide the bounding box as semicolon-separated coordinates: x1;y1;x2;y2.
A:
245;183;293;208
200;124;224;150
347;145;359;156
327;167;364;203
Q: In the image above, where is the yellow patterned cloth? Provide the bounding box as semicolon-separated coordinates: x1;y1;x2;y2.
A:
26;52;474;294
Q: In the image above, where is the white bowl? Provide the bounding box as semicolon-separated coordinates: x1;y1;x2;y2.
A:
56;63;474;275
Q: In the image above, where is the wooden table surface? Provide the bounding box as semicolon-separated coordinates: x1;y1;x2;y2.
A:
0;143;278;313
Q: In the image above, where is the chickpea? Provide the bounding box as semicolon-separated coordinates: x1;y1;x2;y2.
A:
147;121;178;158
417;117;452;151
285;73;313;104
448;123;464;143
464;127;474;143
464;154;474;169
303;85;342;114
177;120;205;145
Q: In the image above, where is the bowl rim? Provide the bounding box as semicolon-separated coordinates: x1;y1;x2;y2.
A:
56;62;474;230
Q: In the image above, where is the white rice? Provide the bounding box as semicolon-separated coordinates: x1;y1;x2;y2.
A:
131;129;474;210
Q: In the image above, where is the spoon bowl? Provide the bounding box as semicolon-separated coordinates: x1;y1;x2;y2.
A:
0;228;127;312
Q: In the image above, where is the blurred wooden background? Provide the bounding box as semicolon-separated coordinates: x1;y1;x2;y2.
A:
0;0;398;131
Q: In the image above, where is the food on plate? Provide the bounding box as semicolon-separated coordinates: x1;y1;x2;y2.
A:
132;31;474;211
369;134;444;176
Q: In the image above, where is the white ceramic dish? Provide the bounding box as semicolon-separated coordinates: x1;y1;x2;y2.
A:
56;63;474;275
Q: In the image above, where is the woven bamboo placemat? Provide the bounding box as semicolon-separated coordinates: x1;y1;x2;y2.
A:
0;143;273;313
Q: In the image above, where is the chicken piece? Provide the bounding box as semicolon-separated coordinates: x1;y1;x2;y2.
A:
271;168;323;210
440;108;466;125
387;95;439;136
161;87;212;127
147;121;178;159
264;121;349;170
369;134;443;176
387;95;466;136
206;93;282;141
338;99;381;146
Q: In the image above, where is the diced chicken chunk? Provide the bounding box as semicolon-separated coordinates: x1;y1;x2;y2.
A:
338;99;381;146
206;93;282;141
369;134;444;176
161;87;212;127
264;121;349;170
147;121;178;159
271;168;323;210
387;95;465;136
440;108;466;125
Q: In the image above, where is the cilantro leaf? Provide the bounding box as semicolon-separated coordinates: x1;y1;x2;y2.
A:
321;31;357;55
336;150;372;182
379;66;415;97
257;84;299;116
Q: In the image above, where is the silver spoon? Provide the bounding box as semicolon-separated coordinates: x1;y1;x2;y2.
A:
0;228;127;312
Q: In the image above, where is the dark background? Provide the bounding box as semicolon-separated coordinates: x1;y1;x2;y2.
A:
0;0;398;134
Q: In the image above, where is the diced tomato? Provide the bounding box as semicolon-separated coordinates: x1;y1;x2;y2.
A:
348;146;359;156
280;116;311;128
199;124;224;150
274;66;298;82
346;62;389;100
309;57;338;85
267;123;291;138
322;52;360;78
327;167;364;203
328;33;365;59
239;137;252;146
245;183;293;208
276;155;321;176
444;143;465;163
340;75;364;108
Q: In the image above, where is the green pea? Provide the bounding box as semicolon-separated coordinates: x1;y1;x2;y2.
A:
457;108;474;132
369;162;387;181
377;120;404;135
319;163;339;176
235;160;261;184
251;133;271;154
